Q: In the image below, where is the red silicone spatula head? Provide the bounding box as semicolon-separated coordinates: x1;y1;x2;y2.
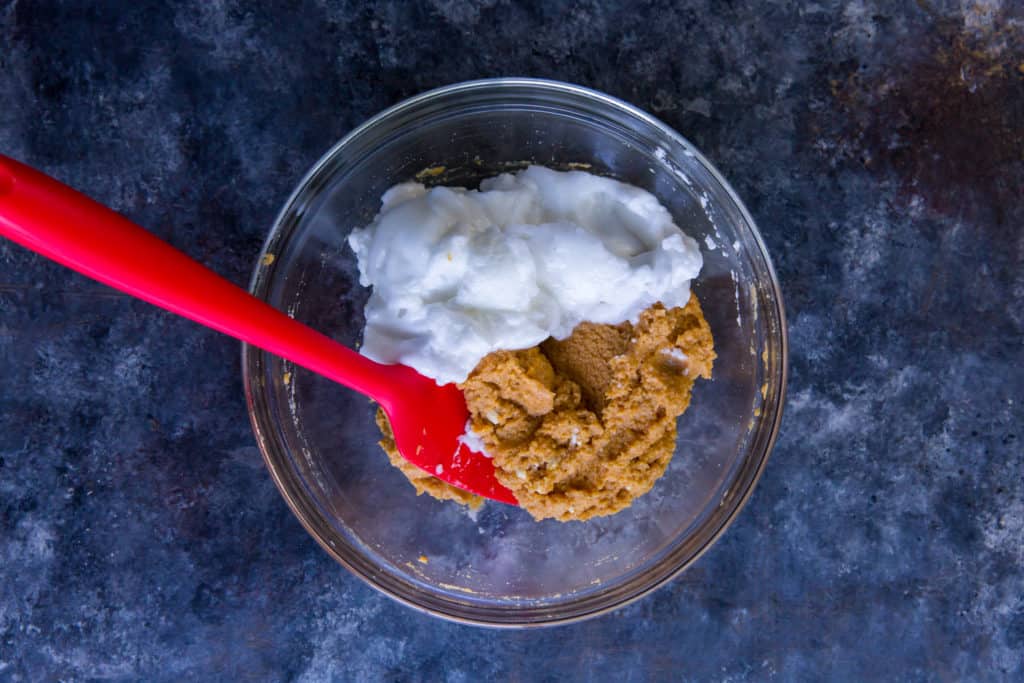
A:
0;154;517;505
378;363;517;504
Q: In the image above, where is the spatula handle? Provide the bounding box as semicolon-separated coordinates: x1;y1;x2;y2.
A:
0;154;399;401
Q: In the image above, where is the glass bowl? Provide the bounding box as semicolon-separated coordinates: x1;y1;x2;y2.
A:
243;78;787;626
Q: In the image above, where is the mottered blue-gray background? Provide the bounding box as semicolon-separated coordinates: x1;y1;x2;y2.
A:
0;1;1022;680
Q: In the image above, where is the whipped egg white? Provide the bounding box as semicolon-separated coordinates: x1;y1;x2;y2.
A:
348;166;703;385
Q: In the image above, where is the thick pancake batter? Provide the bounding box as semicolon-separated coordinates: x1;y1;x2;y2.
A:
375;295;714;521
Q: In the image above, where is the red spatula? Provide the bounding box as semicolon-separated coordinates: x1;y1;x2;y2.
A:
0;154;516;505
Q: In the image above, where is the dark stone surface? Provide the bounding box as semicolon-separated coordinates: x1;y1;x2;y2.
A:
1;0;1022;679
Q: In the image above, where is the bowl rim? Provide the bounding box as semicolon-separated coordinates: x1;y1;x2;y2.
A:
243;77;788;628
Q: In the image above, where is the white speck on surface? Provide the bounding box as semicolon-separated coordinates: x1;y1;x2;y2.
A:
457;422;489;456
704;234;716;250
661;347;690;374
662;347;689;363
654;146;694;187
435;464;443;475
731;270;743;328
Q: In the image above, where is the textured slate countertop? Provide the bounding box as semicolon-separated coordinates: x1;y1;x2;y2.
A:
1;1;1022;680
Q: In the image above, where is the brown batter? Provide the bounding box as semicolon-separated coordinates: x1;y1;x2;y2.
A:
375;295;714;521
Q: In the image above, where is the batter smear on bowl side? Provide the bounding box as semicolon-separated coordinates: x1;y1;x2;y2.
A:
351;166;714;521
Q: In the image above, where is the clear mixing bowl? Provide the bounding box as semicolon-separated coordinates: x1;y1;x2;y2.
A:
243;78;787;626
